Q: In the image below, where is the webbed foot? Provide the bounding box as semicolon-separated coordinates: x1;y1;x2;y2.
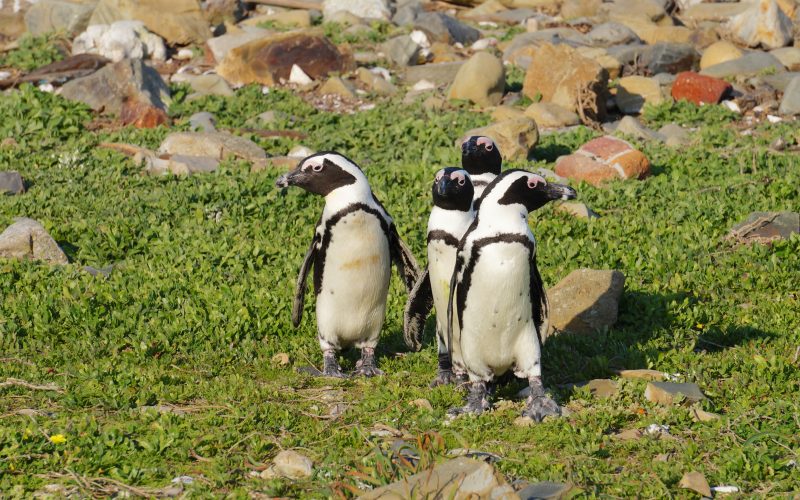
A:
430;369;456;387
447;381;491;416
322;350;347;379
522;376;561;422
353;347;383;377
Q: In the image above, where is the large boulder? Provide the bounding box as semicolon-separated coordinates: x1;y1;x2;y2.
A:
726;0;793;50
0;218;69;265
555;136;650;186
24;0;95;36
158;131;266;163
89;0;210;45
459;118;539;161
546;269;625;337
523;43;608;121
72;21;166;62
216;31;354;87
446;52;505;107
414;12;480;45
59;58;170;117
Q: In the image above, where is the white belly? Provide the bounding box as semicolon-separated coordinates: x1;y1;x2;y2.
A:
316;211;391;348
458;242;536;378
428;240;457;334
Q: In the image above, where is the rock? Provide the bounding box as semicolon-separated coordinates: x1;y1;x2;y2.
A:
517;481;575;499
24;0;95;36
690;407;720;422
0;218;69;265
216;32;354;87
555;201;599;219
657;123;690;148
561;0;601;19
120;98;169;128
355;67;397;95
243;10;311;28
503;30;589;69
603;0;666;22
681;2;750;22
381;35;421;67
16;53;109;88
0;171;25;195
726;211;799;244
414;12;480;45
778;76;800;115
140;153;220;175
59;58;170;117
89;0;210;45
617;369;665;381
172;73;234;99
699;41;743;71
679;471;712;498
287;145;316;158
323;0;390;21
615;428;643;440
392;2;421;25
318;76;356;99
576;47;623;79
430;41;461;63
205;29;270;63
614;115;661;141
359;458;517;499
644;381;706;405
72;21;166;62
159;132;266;163
523;43;608;120
585;22;642;47
409;398;433;410
446;52;505;107
670;71;732;106
460;118;539;161
188;112;217;132
554;136;650;187
701;52;786;79
770;47;800;71
638;43;698;75
203;0;244;25
546;269;625;337
584;379;618;398
727;0;793;50
524;102;580;128
271;352;291;366
492;106;527;122
615;76;664;114
250;156;297;172
264;450;313;480
404;61;464;85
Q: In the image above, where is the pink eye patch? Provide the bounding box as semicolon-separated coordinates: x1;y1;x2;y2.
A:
527;174;547;188
435;169;445;181
476;137;494;149
450;170;467;185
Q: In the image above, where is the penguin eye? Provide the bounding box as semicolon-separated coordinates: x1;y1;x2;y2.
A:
484;144;494;151
312;163;323;172
457;178;466;186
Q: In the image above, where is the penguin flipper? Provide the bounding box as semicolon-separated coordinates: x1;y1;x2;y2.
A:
403;269;433;351
388;224;420;293
529;252;548;346
292;234;318;328
446;252;465;361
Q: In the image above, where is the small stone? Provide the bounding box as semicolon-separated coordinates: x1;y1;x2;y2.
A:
644;381;706;405
0;171;25;195
561;0;600;19
585;22;642;47
216;32;354;87
727;0;792;50
726;211;799;244
585;379;618;398
422;95;446;110
120;98;169;128
614;115;662;141
671;71;732;105
243;10;311;28
288;145;316;158
414;12;480;46
83;265;114;277
682;2;750;22
89;0;210;45
409;398;433;410
638;42;699;75
404;61;464;85
615;76;664;114
355;67;397;96
700;41;743;71
517;481;575;499
446;52;505;107
268;450;313;479
555;201;599;219
770;47;800;71
524;102;580;128
140;153;220;176
778;76;800;115
159;132;266;163
459;118;539;161
271;353;290;366
318;76;356;99
381;35;421;67
0;218;69;265
492;106;527;122
615;428;643;440
658;123;690;148
617;369;665;381
701;52;785;79
172;73;234;99
545;269;625;337
323;0;391;21
24;0;94;36
679;471;712;498
555;136;650;186
690;407;720;422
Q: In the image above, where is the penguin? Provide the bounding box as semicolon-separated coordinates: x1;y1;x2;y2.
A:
446;169;577;421
275;152;420;377
404;167;475;387
461;136;502;202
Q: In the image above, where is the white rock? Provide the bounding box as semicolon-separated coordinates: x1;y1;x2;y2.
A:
712;486;740;494
410;29;431;48
175;48;194;60
471;38;497;51
411;79;436;92
38;83;55;92
73;21;166;62
269;450;313;479
323;0;390;21
288;145;316;158
369;66;392;81
289;64;313;85
0;71;11;80
722;100;741;113
726;0;793;50
767;114;782;123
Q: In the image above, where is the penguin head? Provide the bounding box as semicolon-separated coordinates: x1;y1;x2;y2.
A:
431;167;474;212
483;169;577;213
461;136;502;176
275;152;365;196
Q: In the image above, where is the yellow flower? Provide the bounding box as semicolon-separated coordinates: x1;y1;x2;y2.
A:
23;428;32;440
49;434;66;444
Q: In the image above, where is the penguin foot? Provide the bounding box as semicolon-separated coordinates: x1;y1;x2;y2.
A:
429;369;455;387
522;376;561;422
447;381;491;417
322;350;347;379
353;347;383;377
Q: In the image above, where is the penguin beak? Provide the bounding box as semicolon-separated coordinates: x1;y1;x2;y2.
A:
461;140;477;155
542;183;577;201
436;176;452;196
275;170;300;189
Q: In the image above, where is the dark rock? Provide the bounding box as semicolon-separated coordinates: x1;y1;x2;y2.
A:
15;53;109;87
381;35;421;67
726;211;799;244
414;12;480;45
639;43;699;75
586;22;642;47
0;171;25;195
404;61;464;85
518;481;575;500
700;52;785;79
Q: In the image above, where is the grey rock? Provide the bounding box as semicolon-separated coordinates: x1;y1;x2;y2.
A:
139;152;221;176
639;43;698;75
323;0;390;21
392;2;421;25
0;218;69;265
615;115;663;141
172;73;234;98
555;201;600;219
59;58;170;116
658;123;690;147
381;35;420;67
645;381;706;405
778;76;800;115
414;12;480;45
0;171;25;195
700;52;786;79
188;112;217;132
653;72;676;86
503;29;588;67
681;2;750;22
727;211;800;243
493;8;539;24
158;131;266;163
585;22;641;47
546;269;625;337
205;29;270;63
518;481;574;500
83;264;114;277
726;0;793;50
24;0;95;36
404;61;464;85
760;72;799;91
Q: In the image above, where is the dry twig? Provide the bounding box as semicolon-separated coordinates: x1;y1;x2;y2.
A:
0;378;63;393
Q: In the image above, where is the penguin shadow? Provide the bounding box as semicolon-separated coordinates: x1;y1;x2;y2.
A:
531;143;573;164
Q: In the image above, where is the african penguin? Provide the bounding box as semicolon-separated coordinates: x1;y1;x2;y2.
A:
275;152;420;378
404;167;475;387
461;136;502;201
447;169;577;420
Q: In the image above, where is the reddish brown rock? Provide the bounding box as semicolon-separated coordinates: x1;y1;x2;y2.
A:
216;31;354;87
120;99;169;128
555;136;650;186
671;71;732;105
